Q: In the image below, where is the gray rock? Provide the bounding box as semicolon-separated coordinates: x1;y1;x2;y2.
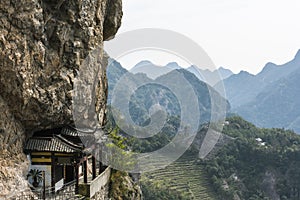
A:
0;0;122;197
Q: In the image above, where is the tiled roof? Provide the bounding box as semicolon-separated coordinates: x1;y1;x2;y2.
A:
24;136;83;153
61;127;95;137
24;126;107;153
61;127;78;137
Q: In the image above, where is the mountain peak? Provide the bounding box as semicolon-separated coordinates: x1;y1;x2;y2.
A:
259;62;277;75
265;62;277;68
218;67;234;74
238;70;251;75
166;62;181;70
234;70;254;79
294;49;300;60
134;60;153;67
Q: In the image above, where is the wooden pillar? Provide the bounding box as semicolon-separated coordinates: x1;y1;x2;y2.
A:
99;147;103;175
92;156;96;180
51;152;55;194
101;162;107;173
83;157;88;183
99;160;103;175
42;171;46;200
75;163;79;194
63;164;66;181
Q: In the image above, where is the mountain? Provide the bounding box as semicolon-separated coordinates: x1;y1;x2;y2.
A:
236;67;300;132
214;70;256;108
107;59;230;126
217;50;300;108
218;67;235;80
128;60;233;86
187;66;234;86
217;50;300;133
205;116;300;200
107;58;128;103
165;62;182;70
139;115;300;200
130;60;181;79
157;68;230;124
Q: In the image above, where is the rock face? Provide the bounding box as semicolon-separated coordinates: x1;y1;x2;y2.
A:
0;96;30;198
0;0;122;198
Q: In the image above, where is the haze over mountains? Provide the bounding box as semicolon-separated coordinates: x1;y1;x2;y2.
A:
216;50;300;133
106;50;300;199
108;50;300;133
107;59;230;126
130;60;234;86
216;50;300;108
130;61;181;80
187;66;233;86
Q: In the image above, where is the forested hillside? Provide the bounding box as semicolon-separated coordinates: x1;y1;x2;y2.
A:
132;115;300;200
205;116;300;200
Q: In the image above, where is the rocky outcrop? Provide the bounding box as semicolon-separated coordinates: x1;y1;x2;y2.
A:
0;0;122;131
109;171;142;200
0;0;122;198
0;96;30;198
91;184;109;200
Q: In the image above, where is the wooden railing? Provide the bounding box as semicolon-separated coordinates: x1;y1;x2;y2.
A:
9;166;111;199
12;180;82;200
90;167;111;197
79;167;111;198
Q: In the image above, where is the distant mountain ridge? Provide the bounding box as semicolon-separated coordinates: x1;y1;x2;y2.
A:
217;50;300;133
217;50;300;108
187;65;234;86
107;59;230;126
130;61;181;79
129;60;234;86
236;67;300;133
108;51;300;133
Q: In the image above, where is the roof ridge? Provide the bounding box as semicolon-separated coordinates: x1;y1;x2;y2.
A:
55;134;83;149
65;125;100;134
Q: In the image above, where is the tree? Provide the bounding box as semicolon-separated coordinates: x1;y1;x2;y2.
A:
27;169;43;187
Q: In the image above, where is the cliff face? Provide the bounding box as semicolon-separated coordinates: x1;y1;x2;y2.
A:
0;0;122;198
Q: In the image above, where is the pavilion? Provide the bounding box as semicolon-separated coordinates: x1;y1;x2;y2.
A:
24;126;108;197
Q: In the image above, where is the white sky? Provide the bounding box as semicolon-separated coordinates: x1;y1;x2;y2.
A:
112;0;300;74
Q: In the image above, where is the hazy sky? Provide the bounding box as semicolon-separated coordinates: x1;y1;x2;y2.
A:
110;0;300;74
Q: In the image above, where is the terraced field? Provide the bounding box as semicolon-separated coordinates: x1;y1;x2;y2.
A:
141;152;217;200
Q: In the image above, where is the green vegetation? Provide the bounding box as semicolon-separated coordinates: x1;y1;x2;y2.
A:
106;107;216;200
205;116;300;199
105;127;136;171
127;116;180;153
107;106;300;200
109;170;141;200
141;179;190;200
106;105;181;153
106;127;142;200
129;83;181;125
141;152;216;200
107;59;300;199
